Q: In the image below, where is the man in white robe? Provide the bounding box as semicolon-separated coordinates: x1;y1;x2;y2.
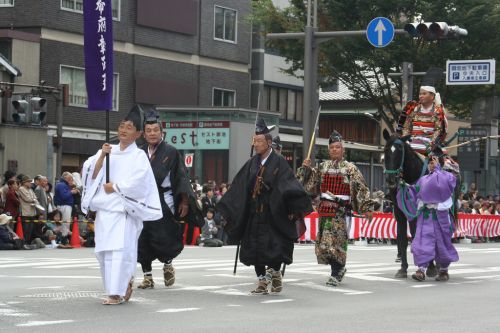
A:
81;105;162;305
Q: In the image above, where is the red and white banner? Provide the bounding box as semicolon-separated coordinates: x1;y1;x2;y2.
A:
300;212;500;240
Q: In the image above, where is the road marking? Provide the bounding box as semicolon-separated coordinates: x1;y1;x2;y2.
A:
411;284;435;288
212;289;249;296
227;304;242;307
202;274;250;279
261;299;294;304
27;286;65;290
157;308;200;313
464;275;500;279
16;320;74;327
0;308;31;317
290;281;372;295
0;275;100;279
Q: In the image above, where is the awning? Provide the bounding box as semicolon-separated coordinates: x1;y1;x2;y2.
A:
0;53;21;77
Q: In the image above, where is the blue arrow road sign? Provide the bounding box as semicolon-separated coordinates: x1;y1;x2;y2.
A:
366;17;394;48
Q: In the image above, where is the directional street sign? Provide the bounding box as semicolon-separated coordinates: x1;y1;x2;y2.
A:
366;17;395;48
446;59;496;85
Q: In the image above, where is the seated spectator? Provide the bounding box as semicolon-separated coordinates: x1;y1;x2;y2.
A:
198;208;223;247
47;210;72;249
82;218;95;248
0;214;31;250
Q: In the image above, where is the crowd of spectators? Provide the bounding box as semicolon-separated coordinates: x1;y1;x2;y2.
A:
191;179;229;247
0;170;94;250
2;170;498;250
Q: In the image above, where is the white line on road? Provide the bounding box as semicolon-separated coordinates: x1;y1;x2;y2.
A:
27;286;65;290
16;320;74;327
202;274;251;279
464;275;500;279
261;299;294;304
411;284;435;288
0;275;100;279
157;308;200;313
290;281;372;295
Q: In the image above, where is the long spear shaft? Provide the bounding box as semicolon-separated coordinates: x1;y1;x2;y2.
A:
306;106;321;160
233;92;261;275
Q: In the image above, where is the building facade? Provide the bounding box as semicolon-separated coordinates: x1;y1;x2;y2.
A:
0;0;258;184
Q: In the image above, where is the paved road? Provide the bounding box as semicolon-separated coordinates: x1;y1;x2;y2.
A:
1;243;499;332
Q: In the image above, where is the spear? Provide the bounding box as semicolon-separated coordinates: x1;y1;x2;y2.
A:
306;106;321;160
233;92;261;275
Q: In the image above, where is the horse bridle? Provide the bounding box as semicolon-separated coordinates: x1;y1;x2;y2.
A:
383;139;405;178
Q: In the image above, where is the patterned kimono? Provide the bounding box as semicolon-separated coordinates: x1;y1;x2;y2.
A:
297;159;376;266
401;103;447;155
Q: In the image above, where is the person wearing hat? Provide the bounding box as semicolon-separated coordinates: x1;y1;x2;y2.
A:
17;175;44;247
0;214;15;250
396;85;448;156
297;130;379;286
136;107;203;290
271;135;283;155
396;156;459;282
81;105;162;305
217;118;313;295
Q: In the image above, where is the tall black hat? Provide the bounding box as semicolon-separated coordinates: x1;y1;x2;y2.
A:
144;106;160;126
328;130;343;144
255;118;276;135
124;104;145;130
272;135;282;150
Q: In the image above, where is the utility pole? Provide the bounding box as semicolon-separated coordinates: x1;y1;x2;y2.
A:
55;86;64;179
267;2;408;163
401;62;414;104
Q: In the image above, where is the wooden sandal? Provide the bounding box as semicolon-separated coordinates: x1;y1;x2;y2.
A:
102;296;124;305
124;278;134;302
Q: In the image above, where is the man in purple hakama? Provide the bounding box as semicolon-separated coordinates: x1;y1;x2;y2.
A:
397;157;459;282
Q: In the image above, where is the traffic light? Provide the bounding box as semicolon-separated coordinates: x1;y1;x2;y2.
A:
11;97;47;125
11;99;30;123
30;97;47;125
404;22;467;40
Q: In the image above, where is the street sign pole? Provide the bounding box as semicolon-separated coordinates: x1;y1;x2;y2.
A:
267;6;404;162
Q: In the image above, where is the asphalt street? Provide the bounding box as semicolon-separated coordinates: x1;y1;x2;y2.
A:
1;243;499;333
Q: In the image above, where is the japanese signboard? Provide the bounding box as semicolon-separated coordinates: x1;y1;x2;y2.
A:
446;59;496;85
457;127;487;170
83;0;114;110
162;121;230;150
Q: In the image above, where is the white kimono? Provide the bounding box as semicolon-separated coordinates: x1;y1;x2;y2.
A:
81;142;162;297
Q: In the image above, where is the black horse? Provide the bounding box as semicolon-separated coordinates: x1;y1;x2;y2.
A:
382;129;438;278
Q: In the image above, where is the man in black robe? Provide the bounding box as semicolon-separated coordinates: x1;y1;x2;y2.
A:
217;118;313;295
137;107;203;289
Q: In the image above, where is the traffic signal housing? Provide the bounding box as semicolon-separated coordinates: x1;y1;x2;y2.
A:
30;97;47;125
11;99;30;123
404;22;467;40
11;97;47;125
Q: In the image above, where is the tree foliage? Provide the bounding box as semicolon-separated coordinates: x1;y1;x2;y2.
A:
251;0;500;125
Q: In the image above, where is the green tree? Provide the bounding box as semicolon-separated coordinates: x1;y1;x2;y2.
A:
251;0;500;125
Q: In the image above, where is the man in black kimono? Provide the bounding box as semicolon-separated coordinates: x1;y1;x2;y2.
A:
217;119;313;295
137;107;203;289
